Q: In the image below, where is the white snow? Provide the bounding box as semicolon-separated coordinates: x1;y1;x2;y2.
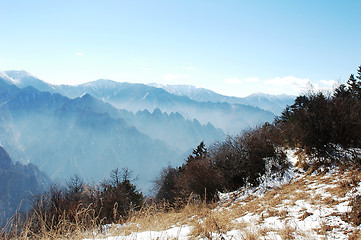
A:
83;225;192;240
0;71;19;84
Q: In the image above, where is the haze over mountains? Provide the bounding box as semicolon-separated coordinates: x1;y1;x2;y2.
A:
0;70;294;195
1;70;294;131
149;83;294;115
0;78;217;192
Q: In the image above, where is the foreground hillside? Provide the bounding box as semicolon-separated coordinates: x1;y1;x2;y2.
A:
81;151;361;239
3;151;360;239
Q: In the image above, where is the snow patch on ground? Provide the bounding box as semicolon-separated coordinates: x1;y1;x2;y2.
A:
84;225;192;240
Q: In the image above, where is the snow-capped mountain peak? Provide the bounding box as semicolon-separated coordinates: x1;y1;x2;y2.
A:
0;71;19;85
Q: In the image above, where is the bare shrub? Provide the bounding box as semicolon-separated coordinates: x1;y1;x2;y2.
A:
210;124;288;191
175;157;225;203
154;166;180;204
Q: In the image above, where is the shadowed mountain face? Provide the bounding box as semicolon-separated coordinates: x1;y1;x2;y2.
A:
0;76;224;193
0;145;50;224
2;71;276;133
0;84;176;192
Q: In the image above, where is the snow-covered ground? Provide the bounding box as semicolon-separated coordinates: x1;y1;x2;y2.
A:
84;150;361;240
85;226;191;240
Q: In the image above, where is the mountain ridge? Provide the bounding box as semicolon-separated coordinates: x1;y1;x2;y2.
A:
148;83;295;115
0;70;278;133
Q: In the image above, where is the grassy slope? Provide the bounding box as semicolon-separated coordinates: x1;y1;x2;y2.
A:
90;151;361;240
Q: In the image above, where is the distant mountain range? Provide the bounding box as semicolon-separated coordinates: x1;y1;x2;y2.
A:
149;83;295;115
1;70;293;133
0;70;295;194
148;83;295;115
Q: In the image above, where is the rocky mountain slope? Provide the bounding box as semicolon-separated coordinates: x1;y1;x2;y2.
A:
0;146;50;225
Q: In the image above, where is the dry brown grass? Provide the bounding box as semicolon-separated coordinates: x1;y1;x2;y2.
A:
321;168;361;199
107;198;236;239
189;209;232;239
322;196;340;207
3;165;360;239
343;195;361;227
278;209;289;220
113;200;204;235
239;228;262;240
225;176;311;223
299;210;312;221
348;229;361;240
233;220;250;230
315;220;335;237
278;224;297;240
0;205;102;240
310;193;323;205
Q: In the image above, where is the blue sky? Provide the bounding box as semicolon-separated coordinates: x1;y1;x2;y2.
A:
0;0;360;97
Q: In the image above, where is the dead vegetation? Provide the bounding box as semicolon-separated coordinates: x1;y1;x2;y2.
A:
2;160;361;239
0;205;102;240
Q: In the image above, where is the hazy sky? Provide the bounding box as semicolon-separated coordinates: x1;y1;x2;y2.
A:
0;0;360;97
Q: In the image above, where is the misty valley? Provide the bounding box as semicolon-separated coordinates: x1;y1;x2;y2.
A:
0;70;294;222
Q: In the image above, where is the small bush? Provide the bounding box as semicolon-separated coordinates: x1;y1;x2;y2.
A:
155;142;224;204
154;166;180;204
175;157;225;202
99;168;144;223
210;124;288;191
